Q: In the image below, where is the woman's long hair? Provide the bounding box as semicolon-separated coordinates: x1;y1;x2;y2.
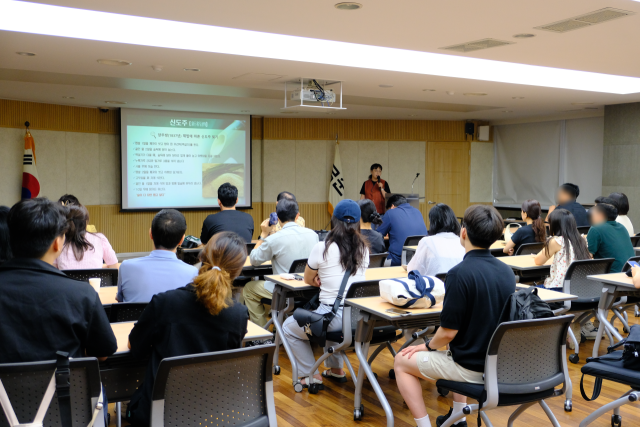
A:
64;205;94;261
324;218;368;276
0;206;12;264
522;199;546;243
193;231;247;315
545;209;591;263
357;199;383;225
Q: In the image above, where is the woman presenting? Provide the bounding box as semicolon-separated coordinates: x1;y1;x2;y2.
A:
359;163;390;214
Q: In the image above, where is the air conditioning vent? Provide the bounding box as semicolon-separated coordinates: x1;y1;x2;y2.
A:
439;38;514;53
535;8;634;33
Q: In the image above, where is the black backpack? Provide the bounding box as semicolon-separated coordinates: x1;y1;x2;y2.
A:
499;286;555;323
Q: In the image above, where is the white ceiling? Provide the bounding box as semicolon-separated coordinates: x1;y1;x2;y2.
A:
2;0;640;122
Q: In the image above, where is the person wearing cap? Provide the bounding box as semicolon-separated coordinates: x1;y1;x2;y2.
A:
282;199;370;389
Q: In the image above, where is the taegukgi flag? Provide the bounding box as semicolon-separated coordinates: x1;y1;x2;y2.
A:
22;128;40;199
328;137;345;215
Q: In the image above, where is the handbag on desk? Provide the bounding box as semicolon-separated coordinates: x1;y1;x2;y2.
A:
504;223;521;241
293;269;351;348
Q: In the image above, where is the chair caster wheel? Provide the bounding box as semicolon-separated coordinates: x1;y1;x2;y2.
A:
294;382;303;393
437;387;449;397
635;311;639;317
274;365;281;375
564;400;572;412
611;414;621;427
308;384;320;395
623;327;630;334
389;369;396;379
569;354;580;364
354;406;364;421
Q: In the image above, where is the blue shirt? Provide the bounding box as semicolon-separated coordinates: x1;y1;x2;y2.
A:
376;203;428;266
116;250;198;302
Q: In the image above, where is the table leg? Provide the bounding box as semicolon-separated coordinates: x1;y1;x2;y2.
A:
271;286;300;384
594;285;624;358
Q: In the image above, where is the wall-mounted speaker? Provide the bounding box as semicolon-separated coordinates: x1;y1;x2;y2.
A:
464;122;475;136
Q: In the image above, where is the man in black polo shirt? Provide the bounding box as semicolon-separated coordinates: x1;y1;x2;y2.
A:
0;198;117;363
548;183;589;227
394;205;515;427
200;182;254;244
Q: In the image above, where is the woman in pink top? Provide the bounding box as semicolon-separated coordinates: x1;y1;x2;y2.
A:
54;205;119;270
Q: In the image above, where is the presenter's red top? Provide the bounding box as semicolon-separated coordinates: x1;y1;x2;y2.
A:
360;177;390;214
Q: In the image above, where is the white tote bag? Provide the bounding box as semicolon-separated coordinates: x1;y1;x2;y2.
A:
379;271;445;309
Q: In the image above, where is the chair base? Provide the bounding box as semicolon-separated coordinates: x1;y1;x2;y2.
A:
579;390;639;427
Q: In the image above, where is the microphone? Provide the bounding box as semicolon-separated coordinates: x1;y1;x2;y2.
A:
411;173;420;193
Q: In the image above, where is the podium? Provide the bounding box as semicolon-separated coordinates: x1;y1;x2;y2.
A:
384;193;420;212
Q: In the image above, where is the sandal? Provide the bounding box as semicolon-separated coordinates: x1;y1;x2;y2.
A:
301;376;325;390
321;369;348;383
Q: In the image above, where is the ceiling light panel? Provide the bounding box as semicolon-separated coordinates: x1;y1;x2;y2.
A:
2;1;640;94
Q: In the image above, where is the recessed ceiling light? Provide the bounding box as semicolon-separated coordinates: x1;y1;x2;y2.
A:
152;104;162;107
512;96;525;99
513;33;536;39
446;91;455;95
184;68;200;71
97;59;131;66
422;89;436;92
379;84;393;88
240;110;250;113
62;96;75;99
502;110;513;113
6;1;640;94
408;114;418;117
571;102;594;105
16;51;36;56
463;92;487;96
105;101;127;105
335;2;362;10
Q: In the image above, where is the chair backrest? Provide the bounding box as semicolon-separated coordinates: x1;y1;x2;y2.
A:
630;236;640;247
109;303;148;323
246;242;256;256
403;235;426;247
435;273;447;283
484;315;572;402
0;358;102;427
564;258;614;302
622;255;640;272
345;280;382;331
176;247;202;266
62;268;118;287
577;226;591;235
288;258;308;274
514;242;545;256
150;345;275;427
368;253;389;268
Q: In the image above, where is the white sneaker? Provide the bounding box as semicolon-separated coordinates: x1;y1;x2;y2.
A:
582;321;598;340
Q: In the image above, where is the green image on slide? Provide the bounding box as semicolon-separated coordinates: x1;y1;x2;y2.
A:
202;163;245;198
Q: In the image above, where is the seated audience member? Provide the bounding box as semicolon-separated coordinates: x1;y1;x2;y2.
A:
0;198;116;363
535;209;591;289
54;204;119;270
357;199;386;254
394;205;515;427
0;206;11;264
58;193;97;232
376;195;428;266
117;209;198;302
201;183;254;244
503;199;546;255
127;231;249;426
632;265;640;289
243;198;318;326
587;202;635;273
262;191;306;236
283;200;369;387
407;203;464;276
548;183;589;227
609;192;634;236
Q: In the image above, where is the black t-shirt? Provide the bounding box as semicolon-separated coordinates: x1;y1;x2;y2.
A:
510;224;537;254
361;229;386;254
439;250;516;372
128;285;249;426
200;210;254;244
557;201;589;227
0;258;117;363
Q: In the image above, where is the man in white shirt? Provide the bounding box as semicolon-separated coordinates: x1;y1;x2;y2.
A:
243;198;319;326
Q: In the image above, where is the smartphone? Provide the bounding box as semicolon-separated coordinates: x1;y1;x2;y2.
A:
293;273;304;281
269;212;278;226
629;261;640;269
386;308;411;316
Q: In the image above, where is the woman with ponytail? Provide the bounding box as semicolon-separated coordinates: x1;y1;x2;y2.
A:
357;199;386;254
283;199;369;389
54;204;118;269
503;199;546;256
126;231;249;426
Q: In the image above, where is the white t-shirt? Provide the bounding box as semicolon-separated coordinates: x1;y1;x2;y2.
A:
307;241;369;305
616;215;635;236
406;232;465;276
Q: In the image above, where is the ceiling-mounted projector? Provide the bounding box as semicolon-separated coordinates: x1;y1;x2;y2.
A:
282;78;346;111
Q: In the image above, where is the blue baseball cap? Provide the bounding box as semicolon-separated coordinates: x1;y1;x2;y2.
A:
333;199;361;224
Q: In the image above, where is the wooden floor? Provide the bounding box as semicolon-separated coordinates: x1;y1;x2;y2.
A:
110;309;640;427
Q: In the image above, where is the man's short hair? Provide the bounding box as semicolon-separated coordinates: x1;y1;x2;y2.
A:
386;194;407;210
217;183;238;208
276;198;299;223
151;209;188;250
58;194;80;206
8;198;68;258
462;205;504;249
609;192;630;215
276;191;296;202
559;183;580;200
594;196;608;204
593;203;618;222
370;163;383;171
596;196;619;210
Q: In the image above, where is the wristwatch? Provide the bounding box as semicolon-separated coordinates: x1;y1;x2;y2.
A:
426;339;437;352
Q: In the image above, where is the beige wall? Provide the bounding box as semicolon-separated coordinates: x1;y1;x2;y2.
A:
470;142;494;203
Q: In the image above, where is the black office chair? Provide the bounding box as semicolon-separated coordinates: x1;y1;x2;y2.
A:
176;247;202;266
435;272;447;283
630;236;640;247
108;302;149;323
63;268;118;287
246;242;257;256
368;253;389;268
515;242;545;256
402;235;426;264
577;226;591;235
